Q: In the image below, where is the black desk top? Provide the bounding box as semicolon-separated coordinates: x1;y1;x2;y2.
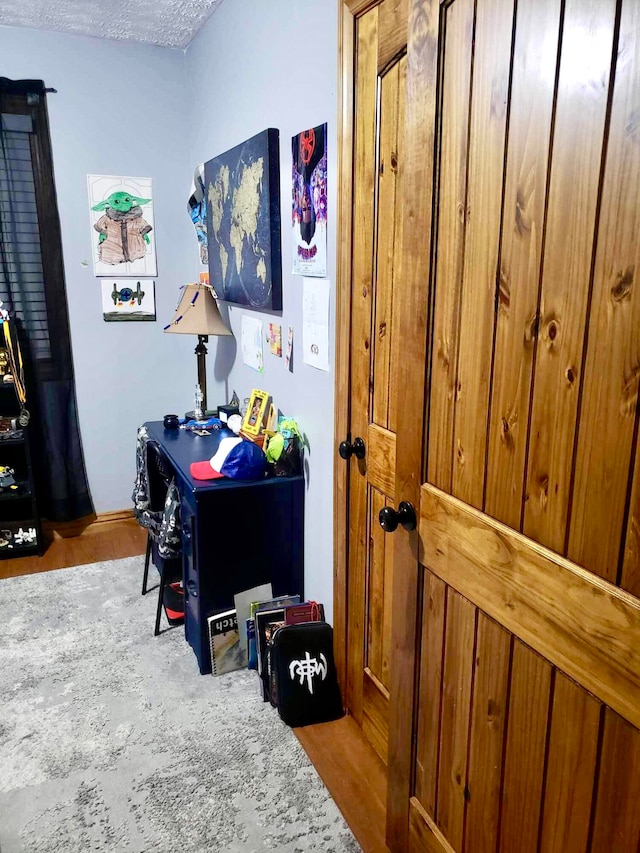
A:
144;421;303;495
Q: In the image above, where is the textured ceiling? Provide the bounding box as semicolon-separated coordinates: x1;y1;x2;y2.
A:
0;0;223;48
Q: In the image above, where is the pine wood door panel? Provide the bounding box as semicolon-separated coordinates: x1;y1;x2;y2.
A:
409;799;456;853
434;589;475;850
373;57;403;431
378;0;409;71
340;0;640;849
419;483;640;728
622;447;640;596
464;615;511;853
484;0;562;528
590;710;640;851
523;0;617;553
346;4;378;726
367;424;397;500
566;0;640;581
427;0;474;491
414;571;446;816
498;642;552;853
410;569;640;852
538;673;601;853
363;667;391;764
344;0;407;768
450;0;514;508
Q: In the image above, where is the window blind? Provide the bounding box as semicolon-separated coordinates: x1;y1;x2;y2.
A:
0;112;52;361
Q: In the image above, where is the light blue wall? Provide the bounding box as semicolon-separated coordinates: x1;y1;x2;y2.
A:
0;26;199;512
0;4;339;620
184;0;338;617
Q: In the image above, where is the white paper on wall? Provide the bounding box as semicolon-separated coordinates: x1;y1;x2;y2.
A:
87;175;157;277
241;314;264;372
302;277;330;372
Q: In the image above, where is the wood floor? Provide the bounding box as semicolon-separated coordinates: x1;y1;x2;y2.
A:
0;516;147;578
0;514;388;852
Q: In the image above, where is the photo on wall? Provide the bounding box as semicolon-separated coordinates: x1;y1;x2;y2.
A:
101;280;156;322
87;175;157;277
292;123;327;277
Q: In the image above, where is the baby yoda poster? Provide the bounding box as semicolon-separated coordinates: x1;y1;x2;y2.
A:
87;175;157;277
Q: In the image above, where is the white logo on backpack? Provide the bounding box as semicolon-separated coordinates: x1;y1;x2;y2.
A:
289;651;328;694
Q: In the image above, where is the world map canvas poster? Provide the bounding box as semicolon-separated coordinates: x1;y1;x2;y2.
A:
204;129;282;310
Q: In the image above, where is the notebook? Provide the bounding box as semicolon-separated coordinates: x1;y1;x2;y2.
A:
207;609;244;676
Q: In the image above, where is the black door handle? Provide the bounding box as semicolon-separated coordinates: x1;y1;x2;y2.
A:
338;437;366;460
379;501;417;533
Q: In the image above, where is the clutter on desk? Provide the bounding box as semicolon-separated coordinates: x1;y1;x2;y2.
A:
265;417;303;477
190;434;268;481
241;388;269;437
163;414;180;430
181;415;224;432
227;414;242;435
218;403;240;424
179;385;304;479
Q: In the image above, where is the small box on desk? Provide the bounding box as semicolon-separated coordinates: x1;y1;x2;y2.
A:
240;431;265;448
218;405;240;424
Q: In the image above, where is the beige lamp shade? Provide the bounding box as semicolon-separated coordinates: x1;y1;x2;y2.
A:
164;283;232;336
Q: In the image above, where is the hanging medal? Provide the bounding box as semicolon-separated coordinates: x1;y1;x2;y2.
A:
2;320;29;427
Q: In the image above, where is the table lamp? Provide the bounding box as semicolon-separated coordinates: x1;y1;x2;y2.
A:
164;282;233;418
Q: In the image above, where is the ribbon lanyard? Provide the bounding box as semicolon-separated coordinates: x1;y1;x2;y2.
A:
3;320;29;425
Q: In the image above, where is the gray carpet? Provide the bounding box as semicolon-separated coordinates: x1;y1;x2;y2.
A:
0;556;360;853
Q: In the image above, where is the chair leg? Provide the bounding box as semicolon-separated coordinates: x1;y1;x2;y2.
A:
142;534;152;596
154;561;166;637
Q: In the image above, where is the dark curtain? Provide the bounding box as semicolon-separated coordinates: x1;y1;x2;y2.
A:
0;77;93;521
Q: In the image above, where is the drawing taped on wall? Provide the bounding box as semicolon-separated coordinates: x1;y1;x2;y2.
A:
101;280;155;322
88;175;157;277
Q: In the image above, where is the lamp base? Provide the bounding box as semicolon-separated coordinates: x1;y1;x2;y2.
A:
185;409;218;422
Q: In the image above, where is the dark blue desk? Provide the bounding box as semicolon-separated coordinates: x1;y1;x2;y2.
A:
145;422;305;674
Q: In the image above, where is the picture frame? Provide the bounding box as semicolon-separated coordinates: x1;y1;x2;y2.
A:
242;389;269;436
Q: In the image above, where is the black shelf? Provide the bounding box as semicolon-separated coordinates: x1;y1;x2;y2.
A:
0;431;24;445
0;428;42;558
0;481;31;501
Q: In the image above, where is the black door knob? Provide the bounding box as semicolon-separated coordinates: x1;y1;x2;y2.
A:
379;501;417;533
339;437;366;460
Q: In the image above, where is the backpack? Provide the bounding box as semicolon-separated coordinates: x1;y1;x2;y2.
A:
267;622;343;727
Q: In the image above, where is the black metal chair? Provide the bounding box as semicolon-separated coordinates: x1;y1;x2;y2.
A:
139;441;183;635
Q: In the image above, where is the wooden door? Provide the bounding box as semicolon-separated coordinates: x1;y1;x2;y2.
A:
382;0;640;850
336;0;408;765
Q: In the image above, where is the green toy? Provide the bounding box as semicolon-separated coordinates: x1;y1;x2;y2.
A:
266;418;303;464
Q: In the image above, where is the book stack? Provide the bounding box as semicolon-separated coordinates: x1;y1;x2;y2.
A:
207;586;327;691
